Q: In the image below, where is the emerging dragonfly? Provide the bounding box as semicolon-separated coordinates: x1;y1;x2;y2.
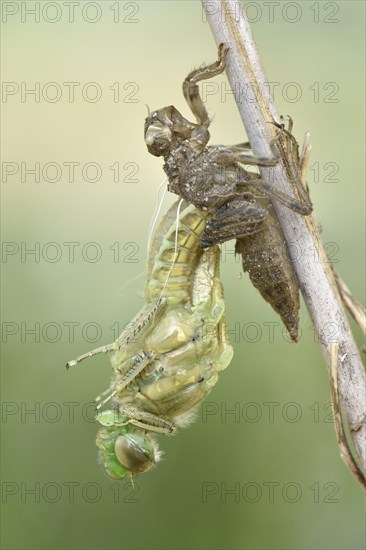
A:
67;200;233;479
144;44;313;341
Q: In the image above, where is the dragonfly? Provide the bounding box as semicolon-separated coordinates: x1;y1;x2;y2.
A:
67;199;233;479
144;44;313;341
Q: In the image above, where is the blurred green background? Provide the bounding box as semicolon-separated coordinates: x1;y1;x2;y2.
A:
2;1;365;549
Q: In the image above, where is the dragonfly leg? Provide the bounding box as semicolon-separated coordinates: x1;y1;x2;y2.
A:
96;351;157;409
129;414;176;434
95;386;113;404
96;381;176;434
66;342;118;369
299;131;312;190
183;42;229;127
211;143;279;167
268;117;313;213
247;175;312;215
66;297;167;369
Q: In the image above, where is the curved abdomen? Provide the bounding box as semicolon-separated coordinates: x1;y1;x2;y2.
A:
146;201;210;305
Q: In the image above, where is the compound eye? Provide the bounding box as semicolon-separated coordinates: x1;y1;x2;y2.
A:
115;434;155;473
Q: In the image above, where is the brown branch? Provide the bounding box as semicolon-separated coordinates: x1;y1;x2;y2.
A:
202;0;366;482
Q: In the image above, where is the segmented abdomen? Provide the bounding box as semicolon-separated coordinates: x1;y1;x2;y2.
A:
235;203;300;341
146;201;210;305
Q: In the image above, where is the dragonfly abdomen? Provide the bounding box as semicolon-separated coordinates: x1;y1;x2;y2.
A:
147;202;210;305
235;210;300;341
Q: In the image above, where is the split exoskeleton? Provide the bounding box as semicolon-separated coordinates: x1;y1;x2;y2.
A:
144;43;313;341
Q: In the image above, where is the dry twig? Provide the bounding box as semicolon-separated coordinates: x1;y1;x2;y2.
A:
202;0;366;483
329;343;366;490
332;268;366;338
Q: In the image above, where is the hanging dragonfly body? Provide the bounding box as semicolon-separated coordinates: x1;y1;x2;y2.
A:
67;200;233;479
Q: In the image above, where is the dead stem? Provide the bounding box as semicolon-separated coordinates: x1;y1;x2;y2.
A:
202;0;366;485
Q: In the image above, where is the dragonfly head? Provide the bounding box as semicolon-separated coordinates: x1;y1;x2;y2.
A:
144;105;197;158
96;410;160;479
